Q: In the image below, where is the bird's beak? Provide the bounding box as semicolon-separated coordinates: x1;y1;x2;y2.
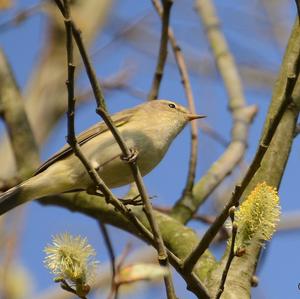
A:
187;114;206;121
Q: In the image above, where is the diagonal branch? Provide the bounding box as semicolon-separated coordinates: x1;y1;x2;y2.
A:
151;0;200;199
98;222;118;299
54;0;151;250
182;31;299;273
54;1;176;298
205;19;300;298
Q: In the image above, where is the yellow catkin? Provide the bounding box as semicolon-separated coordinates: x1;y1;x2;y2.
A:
44;233;98;287
234;182;281;250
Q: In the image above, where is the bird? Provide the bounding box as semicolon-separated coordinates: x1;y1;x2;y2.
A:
0;99;205;215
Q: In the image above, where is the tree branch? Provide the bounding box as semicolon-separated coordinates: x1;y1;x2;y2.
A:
205;17;300;298
54;1;177;297
148;0;173;101
182;13;300;272
40;192;212;299
98;222;118;299
152;0;200;200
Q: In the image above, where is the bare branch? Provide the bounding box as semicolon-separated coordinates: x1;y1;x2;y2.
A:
54;2;177;297
98;222;118;299
148;0;173;101
182;11;300;273
182;70;296;273
152;0;200;198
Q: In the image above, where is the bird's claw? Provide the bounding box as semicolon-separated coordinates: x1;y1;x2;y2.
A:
120;193;144;206
120;148;138;163
119;194;157;206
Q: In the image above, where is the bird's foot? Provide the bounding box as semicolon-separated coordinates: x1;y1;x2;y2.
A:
120;194;157;206
86;186;104;197
120;148;139;163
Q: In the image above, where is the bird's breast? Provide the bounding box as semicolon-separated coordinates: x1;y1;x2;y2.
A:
80;127;168;188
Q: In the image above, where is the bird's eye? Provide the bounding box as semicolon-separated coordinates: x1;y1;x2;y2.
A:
168;103;176;109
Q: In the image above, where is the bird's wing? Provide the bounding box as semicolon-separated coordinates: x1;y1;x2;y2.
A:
34;114;132;175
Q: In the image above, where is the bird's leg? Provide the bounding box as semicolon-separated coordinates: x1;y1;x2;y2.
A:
86;186;117;207
120;148;139;163
86;186;104;197
120;194;143;206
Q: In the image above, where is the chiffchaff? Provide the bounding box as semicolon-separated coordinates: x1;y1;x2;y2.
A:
0;99;205;215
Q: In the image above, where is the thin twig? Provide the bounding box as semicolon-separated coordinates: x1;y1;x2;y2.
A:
154;205;215;223
107;243;133;299
54;0;148;245
215;208;237;299
54;1;176;298
152;0;199;197
148;0;173;101
182;71;297;273
98;222;118;299
61;1;87;295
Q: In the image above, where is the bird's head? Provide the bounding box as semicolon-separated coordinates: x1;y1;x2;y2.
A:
143;99;205;125
135;99;206;141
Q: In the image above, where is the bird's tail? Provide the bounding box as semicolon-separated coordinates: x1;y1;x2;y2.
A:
0;162;85;215
0;172;61;216
0;182;33;215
